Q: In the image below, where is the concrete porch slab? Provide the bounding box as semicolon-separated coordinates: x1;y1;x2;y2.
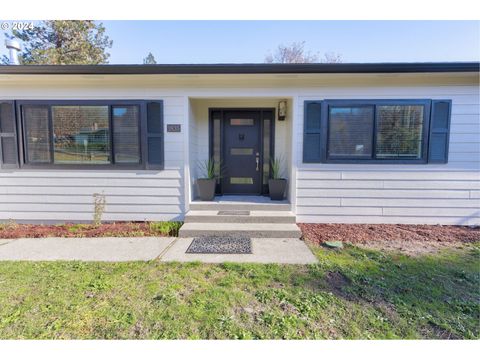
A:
194;195;290;204
189;195;291;211
0;237;175;261
160;238;318;264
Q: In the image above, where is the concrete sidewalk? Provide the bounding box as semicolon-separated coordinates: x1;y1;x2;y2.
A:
0;237;317;264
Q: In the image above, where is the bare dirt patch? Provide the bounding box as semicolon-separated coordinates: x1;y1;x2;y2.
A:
325;271;352;297
299;223;480;256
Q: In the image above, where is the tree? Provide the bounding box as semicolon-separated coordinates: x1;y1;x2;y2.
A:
143;52;157;64
2;20;112;65
322;52;343;64
265;41;342;64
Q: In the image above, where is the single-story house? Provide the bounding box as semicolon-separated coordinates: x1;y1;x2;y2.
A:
0;62;479;229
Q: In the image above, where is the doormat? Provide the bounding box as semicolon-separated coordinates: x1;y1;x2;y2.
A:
186;235;252;254
217;210;250;216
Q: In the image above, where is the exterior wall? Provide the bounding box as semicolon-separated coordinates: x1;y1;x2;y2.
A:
1;73;478;225
295;84;480;225
0;81;186;222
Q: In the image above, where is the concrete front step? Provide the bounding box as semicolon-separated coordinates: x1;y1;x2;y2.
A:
178;223;302;238
189;202;290;211
184;210;296;224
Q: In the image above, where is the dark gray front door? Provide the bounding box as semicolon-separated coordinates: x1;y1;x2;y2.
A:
222;111;262;194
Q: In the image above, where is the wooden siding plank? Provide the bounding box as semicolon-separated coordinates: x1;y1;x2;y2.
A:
383;180;480;190
297;180;384;189
384;207;479;217
0;186;182;196
0;195;181;205
0;178;181;187
296;171;342;180
0;171;182;179
296;197;342;206
341;198;479;208
297;189;470;198
297;207;383;216
340;171;479;180
470;191;480;199
0;204;182;213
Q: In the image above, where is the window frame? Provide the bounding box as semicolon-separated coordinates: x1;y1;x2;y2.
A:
16;100;148;170
320;99;431;164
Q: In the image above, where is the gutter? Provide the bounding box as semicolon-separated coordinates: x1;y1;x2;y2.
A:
0;62;478;75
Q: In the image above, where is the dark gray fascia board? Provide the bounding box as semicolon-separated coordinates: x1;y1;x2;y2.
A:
0;62;478;75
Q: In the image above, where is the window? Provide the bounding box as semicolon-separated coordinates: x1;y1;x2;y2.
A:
113;106;140;164
262;118;271;184
230;148;254;155
10;100;164;170
230;177;253;184
308;99;432;164
230;118;254;126
52;105;110;164
23;105;51;163
328;106;374;158
376;105;424;159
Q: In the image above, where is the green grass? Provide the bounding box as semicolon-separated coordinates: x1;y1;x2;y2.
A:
0;243;478;339
149;221;183;237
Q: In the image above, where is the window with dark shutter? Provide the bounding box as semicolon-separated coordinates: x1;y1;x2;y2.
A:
0;101;19;168
306;99;434;164
146;101;164;170
13;100;155;169
428;100;452;163
112;105;141;164
303;101;322;163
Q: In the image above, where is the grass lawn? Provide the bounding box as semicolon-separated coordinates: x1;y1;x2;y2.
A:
0;243;478;339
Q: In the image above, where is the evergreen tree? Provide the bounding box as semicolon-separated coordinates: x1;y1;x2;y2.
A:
143;52;157;64
2;20;112;65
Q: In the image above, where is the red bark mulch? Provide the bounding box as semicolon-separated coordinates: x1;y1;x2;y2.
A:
0;222;181;239
299;223;480;245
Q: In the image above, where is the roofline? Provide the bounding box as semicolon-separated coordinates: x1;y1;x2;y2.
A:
0;62;478;75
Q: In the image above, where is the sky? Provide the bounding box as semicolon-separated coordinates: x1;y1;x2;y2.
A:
1;20;479;64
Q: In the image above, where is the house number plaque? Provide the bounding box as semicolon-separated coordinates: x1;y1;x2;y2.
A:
167;124;181;132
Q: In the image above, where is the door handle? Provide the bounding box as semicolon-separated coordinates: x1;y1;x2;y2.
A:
255;154;259;171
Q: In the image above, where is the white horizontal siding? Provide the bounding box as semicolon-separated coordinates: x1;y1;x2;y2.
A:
0;186;181;196
296;83;480;225
1;74;479;225
0;96;186;222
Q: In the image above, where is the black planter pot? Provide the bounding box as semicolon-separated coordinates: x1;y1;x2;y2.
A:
268;179;287;201
197;178;216;201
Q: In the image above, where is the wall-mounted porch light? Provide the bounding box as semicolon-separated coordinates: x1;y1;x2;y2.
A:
278;100;287;121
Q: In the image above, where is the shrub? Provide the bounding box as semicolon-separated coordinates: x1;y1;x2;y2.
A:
149;221;182;236
92;192;106;227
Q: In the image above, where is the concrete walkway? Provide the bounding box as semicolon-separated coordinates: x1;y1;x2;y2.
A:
0;237;317;264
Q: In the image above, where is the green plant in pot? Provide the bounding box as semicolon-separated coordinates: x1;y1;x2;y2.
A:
269;157;287;201
197;158;220;201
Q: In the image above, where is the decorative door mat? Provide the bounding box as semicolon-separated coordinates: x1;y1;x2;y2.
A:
217;210;250;216
186;236;252;254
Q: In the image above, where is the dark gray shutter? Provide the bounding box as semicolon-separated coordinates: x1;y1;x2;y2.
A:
428;100;451;163
0;101;19;168
146;101;164;169
303;101;322;163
